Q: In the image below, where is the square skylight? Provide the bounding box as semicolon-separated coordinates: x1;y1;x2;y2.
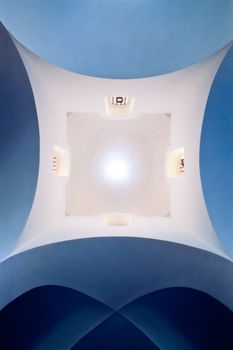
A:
66;113;170;217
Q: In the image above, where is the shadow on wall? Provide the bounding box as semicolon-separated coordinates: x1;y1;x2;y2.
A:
200;43;233;257
0;22;39;260
1;285;233;350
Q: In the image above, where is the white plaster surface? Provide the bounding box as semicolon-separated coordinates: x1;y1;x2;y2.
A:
7;40;230;259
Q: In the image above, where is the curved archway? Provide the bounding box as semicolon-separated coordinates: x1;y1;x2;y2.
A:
200;44;233;257
0;22;39;260
1;285;232;349
121;287;233;349
1;238;233;311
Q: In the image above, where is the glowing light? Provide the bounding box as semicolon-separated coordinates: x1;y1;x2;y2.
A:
103;154;130;183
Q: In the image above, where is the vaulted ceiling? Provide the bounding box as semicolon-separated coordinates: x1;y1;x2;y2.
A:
0;2;233;349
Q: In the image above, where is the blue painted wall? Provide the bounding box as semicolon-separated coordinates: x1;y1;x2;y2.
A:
0;0;233;78
200;44;233;257
0;22;39;260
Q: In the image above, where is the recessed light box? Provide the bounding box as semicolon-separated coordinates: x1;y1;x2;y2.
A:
53;145;69;176
166;147;184;178
104;213;131;226
105;96;135;117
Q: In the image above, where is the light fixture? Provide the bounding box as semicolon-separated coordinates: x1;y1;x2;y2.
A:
166;147;185;178
104;213;131;226
52;145;69;176
105;96;134;117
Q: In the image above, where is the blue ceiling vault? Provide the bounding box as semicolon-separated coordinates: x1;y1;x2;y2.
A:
1;285;233;350
0;22;39;260
1;238;233;349
1;238;233;311
0;0;233;78
0;0;233;348
200;44;233;257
